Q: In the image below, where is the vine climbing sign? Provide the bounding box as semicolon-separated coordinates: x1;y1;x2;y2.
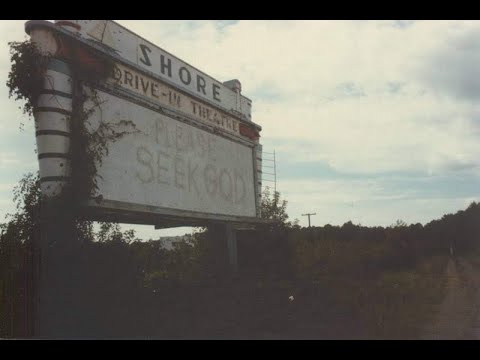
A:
15;20;264;226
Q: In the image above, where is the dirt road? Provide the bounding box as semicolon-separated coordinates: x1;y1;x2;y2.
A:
422;257;480;340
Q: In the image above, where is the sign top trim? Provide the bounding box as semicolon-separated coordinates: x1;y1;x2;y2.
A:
38;20;252;121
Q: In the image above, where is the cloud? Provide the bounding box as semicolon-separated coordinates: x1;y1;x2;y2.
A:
0;20;479;237
0;152;20;168
278;177;480;227
391;20;416;29
417;23;480;101
0;183;14;191
99;20;480;228
116;20;480;177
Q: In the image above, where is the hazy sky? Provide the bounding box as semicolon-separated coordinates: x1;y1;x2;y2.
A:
1;20;479;238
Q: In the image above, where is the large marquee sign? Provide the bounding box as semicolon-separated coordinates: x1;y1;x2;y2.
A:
26;20;263;226
89;89;257;218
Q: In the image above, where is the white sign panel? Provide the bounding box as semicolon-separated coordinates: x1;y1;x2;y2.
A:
87;89;257;218
109;62;242;136
57;20;252;121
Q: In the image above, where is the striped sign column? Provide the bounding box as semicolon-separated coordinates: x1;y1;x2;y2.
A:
28;24;74;198
34;58;73;197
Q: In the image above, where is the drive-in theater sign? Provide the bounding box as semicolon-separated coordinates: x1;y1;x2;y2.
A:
26;20;263;228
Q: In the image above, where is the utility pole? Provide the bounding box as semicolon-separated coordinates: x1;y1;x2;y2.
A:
302;213;316;227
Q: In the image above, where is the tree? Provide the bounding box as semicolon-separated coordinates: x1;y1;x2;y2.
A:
390;219;408;228
0;173;139;338
0;172;41;244
0;172;40;337
260;186;299;229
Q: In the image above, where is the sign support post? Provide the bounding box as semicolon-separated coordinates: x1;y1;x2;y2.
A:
226;223;238;275
36;200;76;338
25;27;78;336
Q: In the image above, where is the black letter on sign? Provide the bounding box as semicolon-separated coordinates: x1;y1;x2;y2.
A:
213;84;221;102
188;160;200;196
219;169;233;202
136;147;154;184
113;66;122;83
160;55;172;78
204;164;217;196
197;75;207;95
179;67;192;85
139;44;152;67
234;169;246;204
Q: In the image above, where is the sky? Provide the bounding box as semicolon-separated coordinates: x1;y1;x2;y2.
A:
0;20;479;239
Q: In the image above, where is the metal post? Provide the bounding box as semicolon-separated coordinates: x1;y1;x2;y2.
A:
226;223;238;274
36;199;76;339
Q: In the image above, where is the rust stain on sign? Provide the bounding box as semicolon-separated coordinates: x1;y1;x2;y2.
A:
110;63;242;136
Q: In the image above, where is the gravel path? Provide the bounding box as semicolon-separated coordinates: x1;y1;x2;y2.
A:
421;257;480;340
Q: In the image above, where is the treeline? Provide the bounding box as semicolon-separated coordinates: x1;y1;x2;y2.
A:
1;174;480;338
290;201;480;277
238;201;480;280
